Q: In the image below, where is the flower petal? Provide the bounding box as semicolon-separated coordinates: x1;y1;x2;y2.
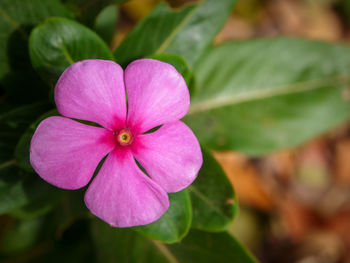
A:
55;59;126;130
30;116;115;190
132;121;202;193
125;59;189;134
84;149;169;227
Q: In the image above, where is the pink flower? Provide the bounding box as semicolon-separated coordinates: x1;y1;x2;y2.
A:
30;59;202;227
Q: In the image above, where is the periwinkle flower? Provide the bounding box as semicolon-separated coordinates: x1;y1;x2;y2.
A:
30;59;202;227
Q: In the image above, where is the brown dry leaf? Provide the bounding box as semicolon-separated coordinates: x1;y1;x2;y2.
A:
278;199;317;241
295;138;331;191
297;231;344;263
262;0;341;40
329;122;350;140
214;17;255;44
301;1;342;41
327;211;350;247
335;139;350;185
213;151;274;211
267;0;302;34
260;149;297;183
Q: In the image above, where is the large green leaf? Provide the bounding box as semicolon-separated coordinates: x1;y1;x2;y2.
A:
91;220;257;263
134;190;192;244
29;17;114;85
91;220;169;263
0;0;72;105
0;164;62;215
114;0;235;68
189;148;238;232
169;229;257;263
185;38;350;155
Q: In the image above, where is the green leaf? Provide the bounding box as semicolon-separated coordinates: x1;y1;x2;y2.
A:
114;0;235;68
94;5;118;44
14;133;35;173
134;189;192;244
185;38;350;155
0;165;30;214
0;0;72;104
169;229;257;263
91;220;257;263
63;0;126;27
0;0;72;87
0;102;51;164
0;164;62;216
189;148;238;232
147;53;194;92
91;220;168;263
29;17;114;85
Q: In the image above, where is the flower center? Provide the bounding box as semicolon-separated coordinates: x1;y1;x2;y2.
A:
115;128;133;146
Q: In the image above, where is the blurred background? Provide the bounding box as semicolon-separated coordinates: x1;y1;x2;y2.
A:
1;0;350;262
114;0;350;262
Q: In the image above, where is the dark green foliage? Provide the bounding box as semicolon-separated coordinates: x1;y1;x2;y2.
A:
1;0;350;262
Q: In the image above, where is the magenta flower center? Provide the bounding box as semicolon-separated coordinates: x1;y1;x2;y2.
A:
115;128;134;146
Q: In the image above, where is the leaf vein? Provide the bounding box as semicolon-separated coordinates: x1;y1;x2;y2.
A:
155;4;197;54
188;185;230;220
189;75;349;114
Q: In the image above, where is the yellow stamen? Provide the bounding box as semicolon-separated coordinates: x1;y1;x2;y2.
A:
116;128;133;146
120;133;130;143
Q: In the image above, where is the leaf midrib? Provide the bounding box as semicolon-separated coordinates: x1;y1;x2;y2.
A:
154;3;198;54
59;41;75;65
188;185;231;220
163;213;179;240
188;74;349;114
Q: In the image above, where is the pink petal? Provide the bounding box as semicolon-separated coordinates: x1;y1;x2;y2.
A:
55;59;126;130
84;149;169;227
30;116;115;190
132;121;202;193
125;59;189;134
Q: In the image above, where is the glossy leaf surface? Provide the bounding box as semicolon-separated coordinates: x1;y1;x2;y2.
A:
91;220;257;263
189;148;238;232
134;190;192;243
114;0;235;68
29;17;114;85
186;39;350;154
